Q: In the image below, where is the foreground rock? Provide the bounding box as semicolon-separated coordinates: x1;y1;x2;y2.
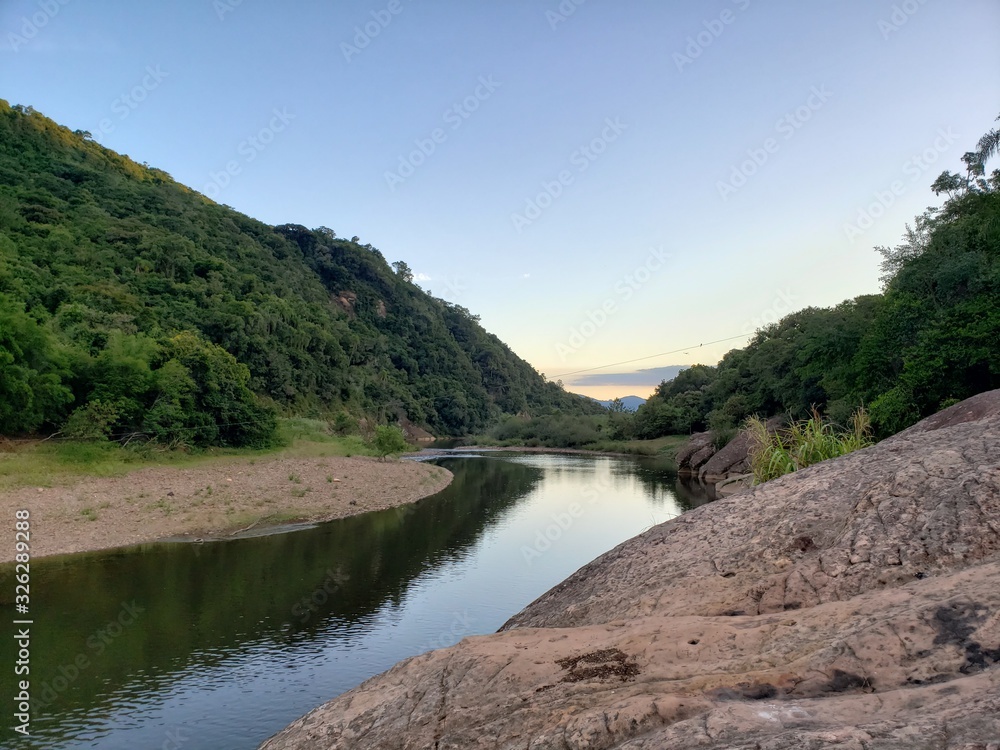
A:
260;392;1000;749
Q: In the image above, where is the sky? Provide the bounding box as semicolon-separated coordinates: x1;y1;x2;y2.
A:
2;0;999;401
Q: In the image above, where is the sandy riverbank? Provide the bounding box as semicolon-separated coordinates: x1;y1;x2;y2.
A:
0;454;452;562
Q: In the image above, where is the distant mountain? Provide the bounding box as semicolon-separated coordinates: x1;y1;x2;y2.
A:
592;395;646;412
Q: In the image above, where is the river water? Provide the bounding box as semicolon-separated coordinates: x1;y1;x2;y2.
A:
0;452;713;750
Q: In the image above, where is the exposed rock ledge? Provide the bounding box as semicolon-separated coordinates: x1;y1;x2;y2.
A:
260;391;1000;750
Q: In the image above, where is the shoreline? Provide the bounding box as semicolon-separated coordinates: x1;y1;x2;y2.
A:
0;453;453;563
418;444;659;459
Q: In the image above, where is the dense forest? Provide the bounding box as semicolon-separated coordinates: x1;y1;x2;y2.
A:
0;99;602;447
618;114;1000;442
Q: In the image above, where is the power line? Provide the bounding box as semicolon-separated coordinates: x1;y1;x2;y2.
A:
551;333;751;379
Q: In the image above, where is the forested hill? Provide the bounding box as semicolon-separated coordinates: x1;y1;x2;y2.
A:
0;100;600;445
622;115;1000;442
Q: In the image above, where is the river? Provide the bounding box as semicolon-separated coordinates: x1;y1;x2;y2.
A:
0;452;714;749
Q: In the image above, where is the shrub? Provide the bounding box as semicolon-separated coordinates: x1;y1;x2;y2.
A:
745;407;873;484
63;399;119;440
371;425;409;460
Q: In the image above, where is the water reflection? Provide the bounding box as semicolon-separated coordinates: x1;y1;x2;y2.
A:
0;454;712;750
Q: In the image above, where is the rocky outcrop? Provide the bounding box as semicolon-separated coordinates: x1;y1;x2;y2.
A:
260;392;1000;750
675;431;714;473
677;417;783;482
697;429;752;481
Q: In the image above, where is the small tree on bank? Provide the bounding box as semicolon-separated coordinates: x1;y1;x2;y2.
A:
371;425;409;460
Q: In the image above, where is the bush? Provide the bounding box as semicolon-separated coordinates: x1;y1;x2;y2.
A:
371;425;409;459
745;407;874;484
63;399;119;440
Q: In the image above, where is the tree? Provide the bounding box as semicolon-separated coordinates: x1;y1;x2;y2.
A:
0;294;73;433
391;260;414;283
607;397;626;413
975;113;999;166
875;210;937;287
932;112;1000;198
371;424;409;460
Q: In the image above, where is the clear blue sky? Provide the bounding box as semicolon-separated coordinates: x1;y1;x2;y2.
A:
2;0;998;399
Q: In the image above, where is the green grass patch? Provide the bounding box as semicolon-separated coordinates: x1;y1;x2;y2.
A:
0;418;386;491
746;408;874;484
584;435;689;457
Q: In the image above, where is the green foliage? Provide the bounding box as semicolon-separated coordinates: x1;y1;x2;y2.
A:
0;293;73;432
629;116;1000;442
371;425;409;459
0;99;602;445
63;399;119;440
489;414;605;448
746;408;874;484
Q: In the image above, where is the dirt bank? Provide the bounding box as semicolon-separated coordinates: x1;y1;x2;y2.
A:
0;455;452;562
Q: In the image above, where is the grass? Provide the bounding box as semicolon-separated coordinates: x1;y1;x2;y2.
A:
585;435;689;457
149;498;174;515
0;418;386;491
745;408;874;485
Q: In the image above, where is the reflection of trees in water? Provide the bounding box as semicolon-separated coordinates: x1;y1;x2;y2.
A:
672;473;718;511
4;454;715;738
4;458;542;728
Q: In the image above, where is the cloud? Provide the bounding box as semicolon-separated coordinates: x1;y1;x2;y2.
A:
567;365;688;387
415;272;432;281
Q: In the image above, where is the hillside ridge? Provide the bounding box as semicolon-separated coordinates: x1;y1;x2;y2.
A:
0;100;601;444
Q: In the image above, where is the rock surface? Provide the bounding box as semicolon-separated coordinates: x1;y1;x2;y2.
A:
678;416;783;482
260;392;1000;750
675;431;714;473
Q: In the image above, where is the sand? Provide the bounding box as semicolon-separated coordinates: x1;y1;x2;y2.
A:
0;454;452;562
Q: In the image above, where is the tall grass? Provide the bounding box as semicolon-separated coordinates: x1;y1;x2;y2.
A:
745;408;874;485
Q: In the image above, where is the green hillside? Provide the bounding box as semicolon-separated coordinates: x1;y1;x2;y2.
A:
622;116;1000;441
0;100;600;446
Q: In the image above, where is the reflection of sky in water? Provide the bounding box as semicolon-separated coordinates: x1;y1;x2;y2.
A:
5;454;703;750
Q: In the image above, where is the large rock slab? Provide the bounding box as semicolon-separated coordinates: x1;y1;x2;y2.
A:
260;391;1000;750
